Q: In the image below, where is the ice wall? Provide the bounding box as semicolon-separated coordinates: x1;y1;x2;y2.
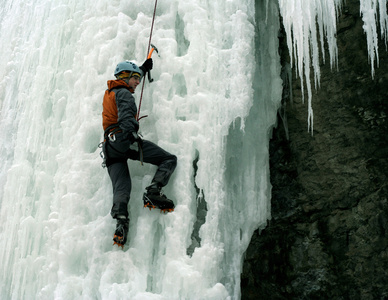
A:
0;0;279;299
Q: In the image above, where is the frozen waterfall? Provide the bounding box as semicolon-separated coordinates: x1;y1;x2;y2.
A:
0;0;386;299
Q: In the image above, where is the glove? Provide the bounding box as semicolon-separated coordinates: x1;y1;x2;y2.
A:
129;132;143;152
140;58;153;74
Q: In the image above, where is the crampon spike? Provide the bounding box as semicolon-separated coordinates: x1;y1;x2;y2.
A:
144;202;156;210
144;202;174;213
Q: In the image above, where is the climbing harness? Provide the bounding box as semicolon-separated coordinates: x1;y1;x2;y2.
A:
137;0;158;122
99;125;122;168
99;124;145;168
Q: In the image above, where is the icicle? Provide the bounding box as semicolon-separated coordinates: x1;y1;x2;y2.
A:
360;0;388;78
279;0;388;130
360;0;380;77
377;0;388;44
278;0;341;132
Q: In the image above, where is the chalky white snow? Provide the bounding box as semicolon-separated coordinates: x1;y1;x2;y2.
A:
0;0;386;299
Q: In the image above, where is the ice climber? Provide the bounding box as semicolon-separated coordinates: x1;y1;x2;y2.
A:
101;59;177;248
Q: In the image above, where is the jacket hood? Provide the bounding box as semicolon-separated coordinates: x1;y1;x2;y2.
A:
107;79;133;92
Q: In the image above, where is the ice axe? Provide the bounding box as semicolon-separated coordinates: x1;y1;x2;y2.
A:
146;43;159;83
136;43;159;122
137;0;158;124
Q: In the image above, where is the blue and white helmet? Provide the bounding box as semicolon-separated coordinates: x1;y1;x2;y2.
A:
114;61;143;77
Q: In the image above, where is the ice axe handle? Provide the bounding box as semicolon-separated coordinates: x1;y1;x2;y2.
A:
146;46;158;83
147;48;155;59
147;70;153;83
146;48;154;82
147;48;154;82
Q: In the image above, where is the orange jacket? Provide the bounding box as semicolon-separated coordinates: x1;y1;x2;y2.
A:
102;80;139;138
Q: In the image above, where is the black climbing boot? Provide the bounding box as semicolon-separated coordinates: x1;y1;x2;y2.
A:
113;216;129;248
143;183;175;213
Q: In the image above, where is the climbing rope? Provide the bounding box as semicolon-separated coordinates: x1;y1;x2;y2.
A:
137;0;158;122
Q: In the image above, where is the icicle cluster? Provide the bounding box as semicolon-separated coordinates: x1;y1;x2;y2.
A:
360;0;388;77
279;0;388;131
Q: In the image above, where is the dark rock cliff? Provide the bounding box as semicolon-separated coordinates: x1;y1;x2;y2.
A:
241;0;388;299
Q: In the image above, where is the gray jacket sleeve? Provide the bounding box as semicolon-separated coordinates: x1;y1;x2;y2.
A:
115;88;139;140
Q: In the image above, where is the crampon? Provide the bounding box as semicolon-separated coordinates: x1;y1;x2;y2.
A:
113;235;126;249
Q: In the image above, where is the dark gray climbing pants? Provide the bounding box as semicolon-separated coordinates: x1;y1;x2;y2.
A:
103;132;177;218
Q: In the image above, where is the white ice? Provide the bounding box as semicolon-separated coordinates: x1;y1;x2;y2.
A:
0;0;386;299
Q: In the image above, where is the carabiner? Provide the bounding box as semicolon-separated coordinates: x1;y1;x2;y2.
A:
108;132;116;142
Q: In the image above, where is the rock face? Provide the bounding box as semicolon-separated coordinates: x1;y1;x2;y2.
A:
241;0;388;299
